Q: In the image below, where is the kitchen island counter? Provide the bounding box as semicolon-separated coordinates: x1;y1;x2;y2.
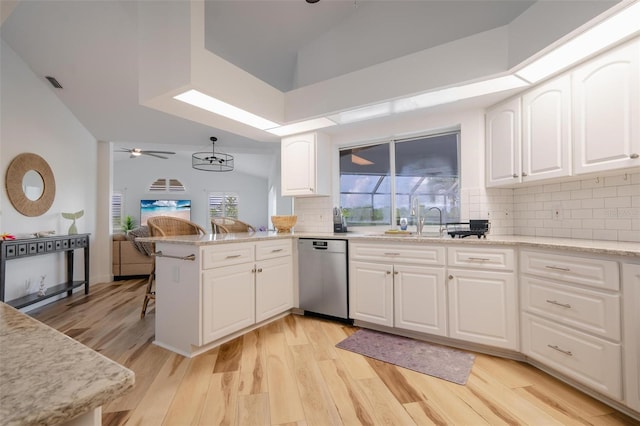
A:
0;302;134;426
139;231;639;258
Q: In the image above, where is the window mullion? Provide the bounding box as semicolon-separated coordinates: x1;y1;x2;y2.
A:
389;140;397;228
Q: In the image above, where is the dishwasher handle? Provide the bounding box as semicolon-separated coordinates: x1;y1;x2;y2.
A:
313;246;328;250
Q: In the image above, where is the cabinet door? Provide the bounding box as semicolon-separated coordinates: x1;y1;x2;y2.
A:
448;268;518;350
573;39;640;174
349;261;393;326
623;263;640;412
202;264;255;344
486;97;521;187
255;256;293;323
394;265;447;336
522;75;571;182
281;132;316;196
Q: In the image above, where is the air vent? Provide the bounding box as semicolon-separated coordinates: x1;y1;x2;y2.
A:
45;76;63;89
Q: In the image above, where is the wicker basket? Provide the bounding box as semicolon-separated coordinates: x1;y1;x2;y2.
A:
271;215;297;233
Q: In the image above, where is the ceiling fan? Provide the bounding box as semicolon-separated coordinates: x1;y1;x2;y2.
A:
118;148;176;159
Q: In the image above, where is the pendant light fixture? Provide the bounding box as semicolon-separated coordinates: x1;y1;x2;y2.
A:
192;137;234;172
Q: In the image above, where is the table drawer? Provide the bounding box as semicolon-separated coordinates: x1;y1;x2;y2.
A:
521;250;618;291
202;242;255;269
521;276;621;340
350;243;445;265
256;239;291;261
522;313;622;400
447;246;514;271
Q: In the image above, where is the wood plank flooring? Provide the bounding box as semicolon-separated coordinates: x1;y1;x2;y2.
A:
29;279;639;426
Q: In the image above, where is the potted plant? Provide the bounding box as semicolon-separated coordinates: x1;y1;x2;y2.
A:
121;215;136;234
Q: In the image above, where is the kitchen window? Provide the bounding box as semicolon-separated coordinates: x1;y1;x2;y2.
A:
208;192;239;219
339;131;460;229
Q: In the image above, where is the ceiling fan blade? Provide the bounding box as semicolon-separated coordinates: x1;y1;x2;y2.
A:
143;152;168;159
143;150;175;155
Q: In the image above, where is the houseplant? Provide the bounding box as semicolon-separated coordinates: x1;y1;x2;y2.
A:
121;215;136;234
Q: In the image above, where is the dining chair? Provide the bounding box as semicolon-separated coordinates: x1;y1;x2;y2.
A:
140;216;206;318
211;217;256;234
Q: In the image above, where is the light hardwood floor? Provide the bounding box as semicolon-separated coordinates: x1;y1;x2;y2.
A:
30;278;639;426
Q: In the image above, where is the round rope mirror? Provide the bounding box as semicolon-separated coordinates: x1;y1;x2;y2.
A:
5;153;56;217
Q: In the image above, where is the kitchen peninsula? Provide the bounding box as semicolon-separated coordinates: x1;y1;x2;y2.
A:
142;230;639;419
0;303;134;426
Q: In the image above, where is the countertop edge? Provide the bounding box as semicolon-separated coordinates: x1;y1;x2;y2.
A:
140;231;640;258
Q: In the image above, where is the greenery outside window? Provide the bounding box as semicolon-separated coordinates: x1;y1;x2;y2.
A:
209;192;239;219
339;131;460;229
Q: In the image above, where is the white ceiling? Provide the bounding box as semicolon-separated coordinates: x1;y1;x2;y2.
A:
0;0;621;178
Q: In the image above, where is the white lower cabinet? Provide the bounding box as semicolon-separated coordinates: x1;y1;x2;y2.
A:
448;268;518;350
202;264;255;343
522;313;622;400
201;240;293;346
623;263;640;412
349;243;447;336
255;256;293;323
520;249;623;401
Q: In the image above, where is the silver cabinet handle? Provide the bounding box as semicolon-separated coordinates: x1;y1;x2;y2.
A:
631;153;639;159
467;257;490;261
386;270;392;275
546;299;572;309
384;252;400;256
448;275;454;280
394;271;398;275
512;174;518;178
547;344;573;356
545;265;570;272
251;268;256;273
522;172;528;177
271;248;283;253
257;268;263;273
226;254;241;259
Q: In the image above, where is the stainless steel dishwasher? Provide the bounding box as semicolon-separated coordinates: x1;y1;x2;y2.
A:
298;239;350;321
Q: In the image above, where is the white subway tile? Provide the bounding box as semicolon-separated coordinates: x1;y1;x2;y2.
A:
561;181;581;191
534;193;552;202
605;197;631;208
562;200;582;209
605;219;632;230
553;228;572;238
571;209;592;219
581;198;604;209
620;231;640;243
570;189;592;200
617;185;640;197
593;208;618;219
536;228;554;237
571;229;593;240
582;219;605;229
605;174;632;187
551;191;571;201
592;187;614;198
544;183;562;193
581;177;604;189
593;229;618;241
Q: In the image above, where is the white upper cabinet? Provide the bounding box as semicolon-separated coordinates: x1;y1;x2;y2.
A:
572;39;640;175
486;97;521;187
281;131;331;196
522;74;571;182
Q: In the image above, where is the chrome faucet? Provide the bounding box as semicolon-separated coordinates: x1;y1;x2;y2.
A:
411;197;425;236
427;206;444;237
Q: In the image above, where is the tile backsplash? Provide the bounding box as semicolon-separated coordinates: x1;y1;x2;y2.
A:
294;171;639;242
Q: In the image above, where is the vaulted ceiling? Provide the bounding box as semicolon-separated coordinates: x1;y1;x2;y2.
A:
0;0;620;177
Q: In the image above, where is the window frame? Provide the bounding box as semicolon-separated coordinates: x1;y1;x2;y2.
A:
339;130;460;230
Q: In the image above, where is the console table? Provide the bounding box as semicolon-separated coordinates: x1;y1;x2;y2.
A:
0;234;90;309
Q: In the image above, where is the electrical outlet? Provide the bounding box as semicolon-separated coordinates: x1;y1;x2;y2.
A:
552;204;562;220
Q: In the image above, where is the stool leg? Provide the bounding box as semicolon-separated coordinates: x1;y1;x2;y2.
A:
140;265;155;318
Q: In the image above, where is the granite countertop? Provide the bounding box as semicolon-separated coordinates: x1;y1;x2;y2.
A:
140;230;640;258
0;303;134;426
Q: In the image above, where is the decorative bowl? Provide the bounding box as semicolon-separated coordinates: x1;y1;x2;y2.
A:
271;215;297;233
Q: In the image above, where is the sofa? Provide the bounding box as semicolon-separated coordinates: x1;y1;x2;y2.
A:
112;233;153;279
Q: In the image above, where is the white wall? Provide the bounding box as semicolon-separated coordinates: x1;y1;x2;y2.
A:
113;154;270;232
0;40;100;307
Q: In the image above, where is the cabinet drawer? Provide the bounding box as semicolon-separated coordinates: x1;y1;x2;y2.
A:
447;246;514;271
256;239;291;261
522;313;622;400
202;243;255;269
350;243;444;265
521;276;621;340
521;250;619;291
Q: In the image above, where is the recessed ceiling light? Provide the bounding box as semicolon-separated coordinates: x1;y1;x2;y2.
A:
174;89;279;130
515;1;640;83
